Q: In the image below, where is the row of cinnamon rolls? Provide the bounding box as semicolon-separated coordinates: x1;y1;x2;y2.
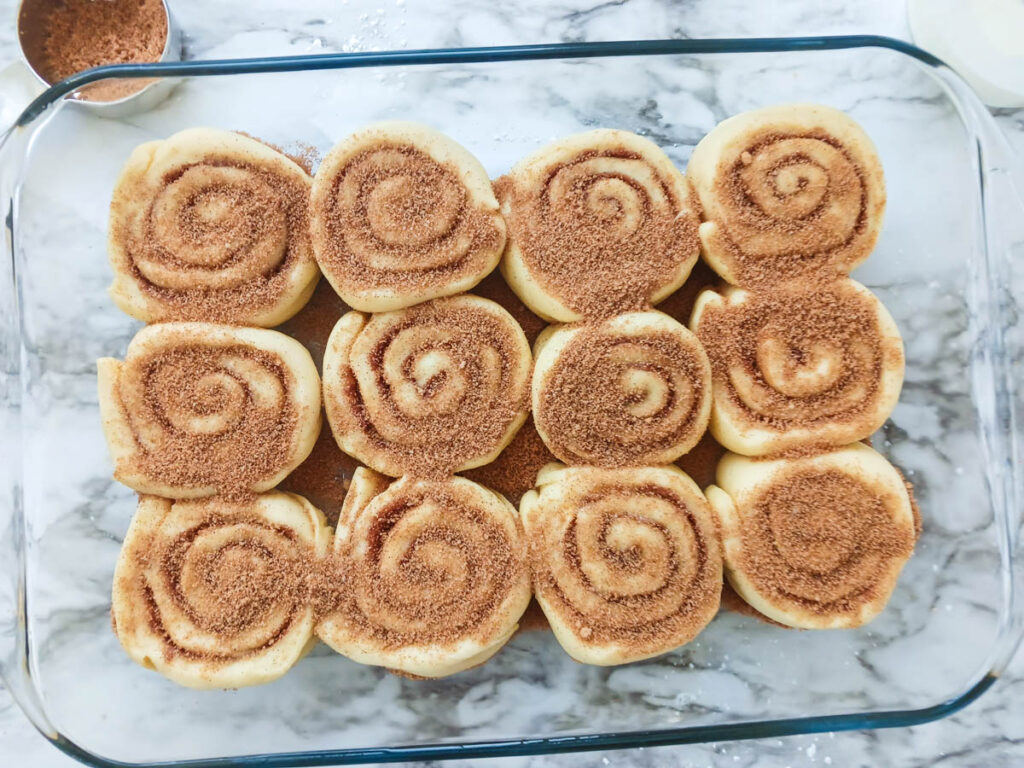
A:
106;103;884;327
97;279;903;495
111;446;917;689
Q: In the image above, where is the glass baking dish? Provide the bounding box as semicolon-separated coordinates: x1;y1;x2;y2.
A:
1;35;1022;768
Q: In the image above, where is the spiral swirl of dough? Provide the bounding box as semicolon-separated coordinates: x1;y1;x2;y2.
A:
108;128;319;326
498;129;701;322
310;121;506;312
520;464;722;665
98;323;321;497
686;104;886;287
706;444;918;629
111;492;329;688
533;311;711;467
316;469;531;678
322;294;531;478
690;279;904;456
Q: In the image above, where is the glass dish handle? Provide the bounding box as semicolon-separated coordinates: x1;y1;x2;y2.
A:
941;68;1024;675
0;119;60;739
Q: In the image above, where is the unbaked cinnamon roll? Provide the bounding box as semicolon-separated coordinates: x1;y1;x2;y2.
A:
521;463;722;665
322;294;532;478
111;491;330;688
532;311;711;467
706;443;918;629
687;104;886;287
310;121;506;312
498;129;701;322
316;468;531;678
108;128;319;326
690;279;904;456
98;323;321;497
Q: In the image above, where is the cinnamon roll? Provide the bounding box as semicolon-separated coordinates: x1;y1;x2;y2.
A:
111;491;330;689
310;121;506;312
316;468;531;678
98;323;321;497
705;443;918;629
533;311;711;467
498;129;701;322
108;128;319;326
322;294;532;478
687;104;886;287
690;279;904;456
521;463;722;665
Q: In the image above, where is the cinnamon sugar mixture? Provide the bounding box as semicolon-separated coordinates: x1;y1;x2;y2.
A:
277;279;350;372
738;470;915;614
277;427;359;526
675;431;726;490
336;491;524;648
537;329;707;466
463;416;555;505
235;132;321;177
654;257;720;324
33;0;167;102
694;282;888;431
529;483;721;651
471;270;547;344
161;518;307;637
334;300;529;479
112;156;312;323
315;144;504;294
496;148;698;318
719;582;787;627
119;346;299;494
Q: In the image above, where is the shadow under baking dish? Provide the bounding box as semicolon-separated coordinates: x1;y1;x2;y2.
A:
1;35;1022;768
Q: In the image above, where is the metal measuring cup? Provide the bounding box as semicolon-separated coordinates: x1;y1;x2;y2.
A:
16;0;182;119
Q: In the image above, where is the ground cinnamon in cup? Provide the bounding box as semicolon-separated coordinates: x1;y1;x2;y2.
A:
31;0;168;102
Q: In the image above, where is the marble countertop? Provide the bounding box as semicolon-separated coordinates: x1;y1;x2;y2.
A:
1;0;1022;766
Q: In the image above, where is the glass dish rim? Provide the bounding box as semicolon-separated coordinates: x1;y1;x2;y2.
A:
3;33;1022;768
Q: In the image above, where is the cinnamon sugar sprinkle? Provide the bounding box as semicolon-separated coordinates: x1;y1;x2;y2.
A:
530;482;720;652
694;282;892;431
314;143;504;295
708;130;880;288
276;278;350;371
654;257;720;326
113;152;312;323
719;581;788;628
675;431;726;491
118;346;300;495
536;327;708;466
235;132;321;176
496;147;699;319
463;416;554;506
277;426;359;527
161;517;306;636
471;269;547;345
332;487;526;648
737;469;915;615
332;299;530;479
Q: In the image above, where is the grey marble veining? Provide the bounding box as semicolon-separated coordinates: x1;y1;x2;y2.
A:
1;1;1023;767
